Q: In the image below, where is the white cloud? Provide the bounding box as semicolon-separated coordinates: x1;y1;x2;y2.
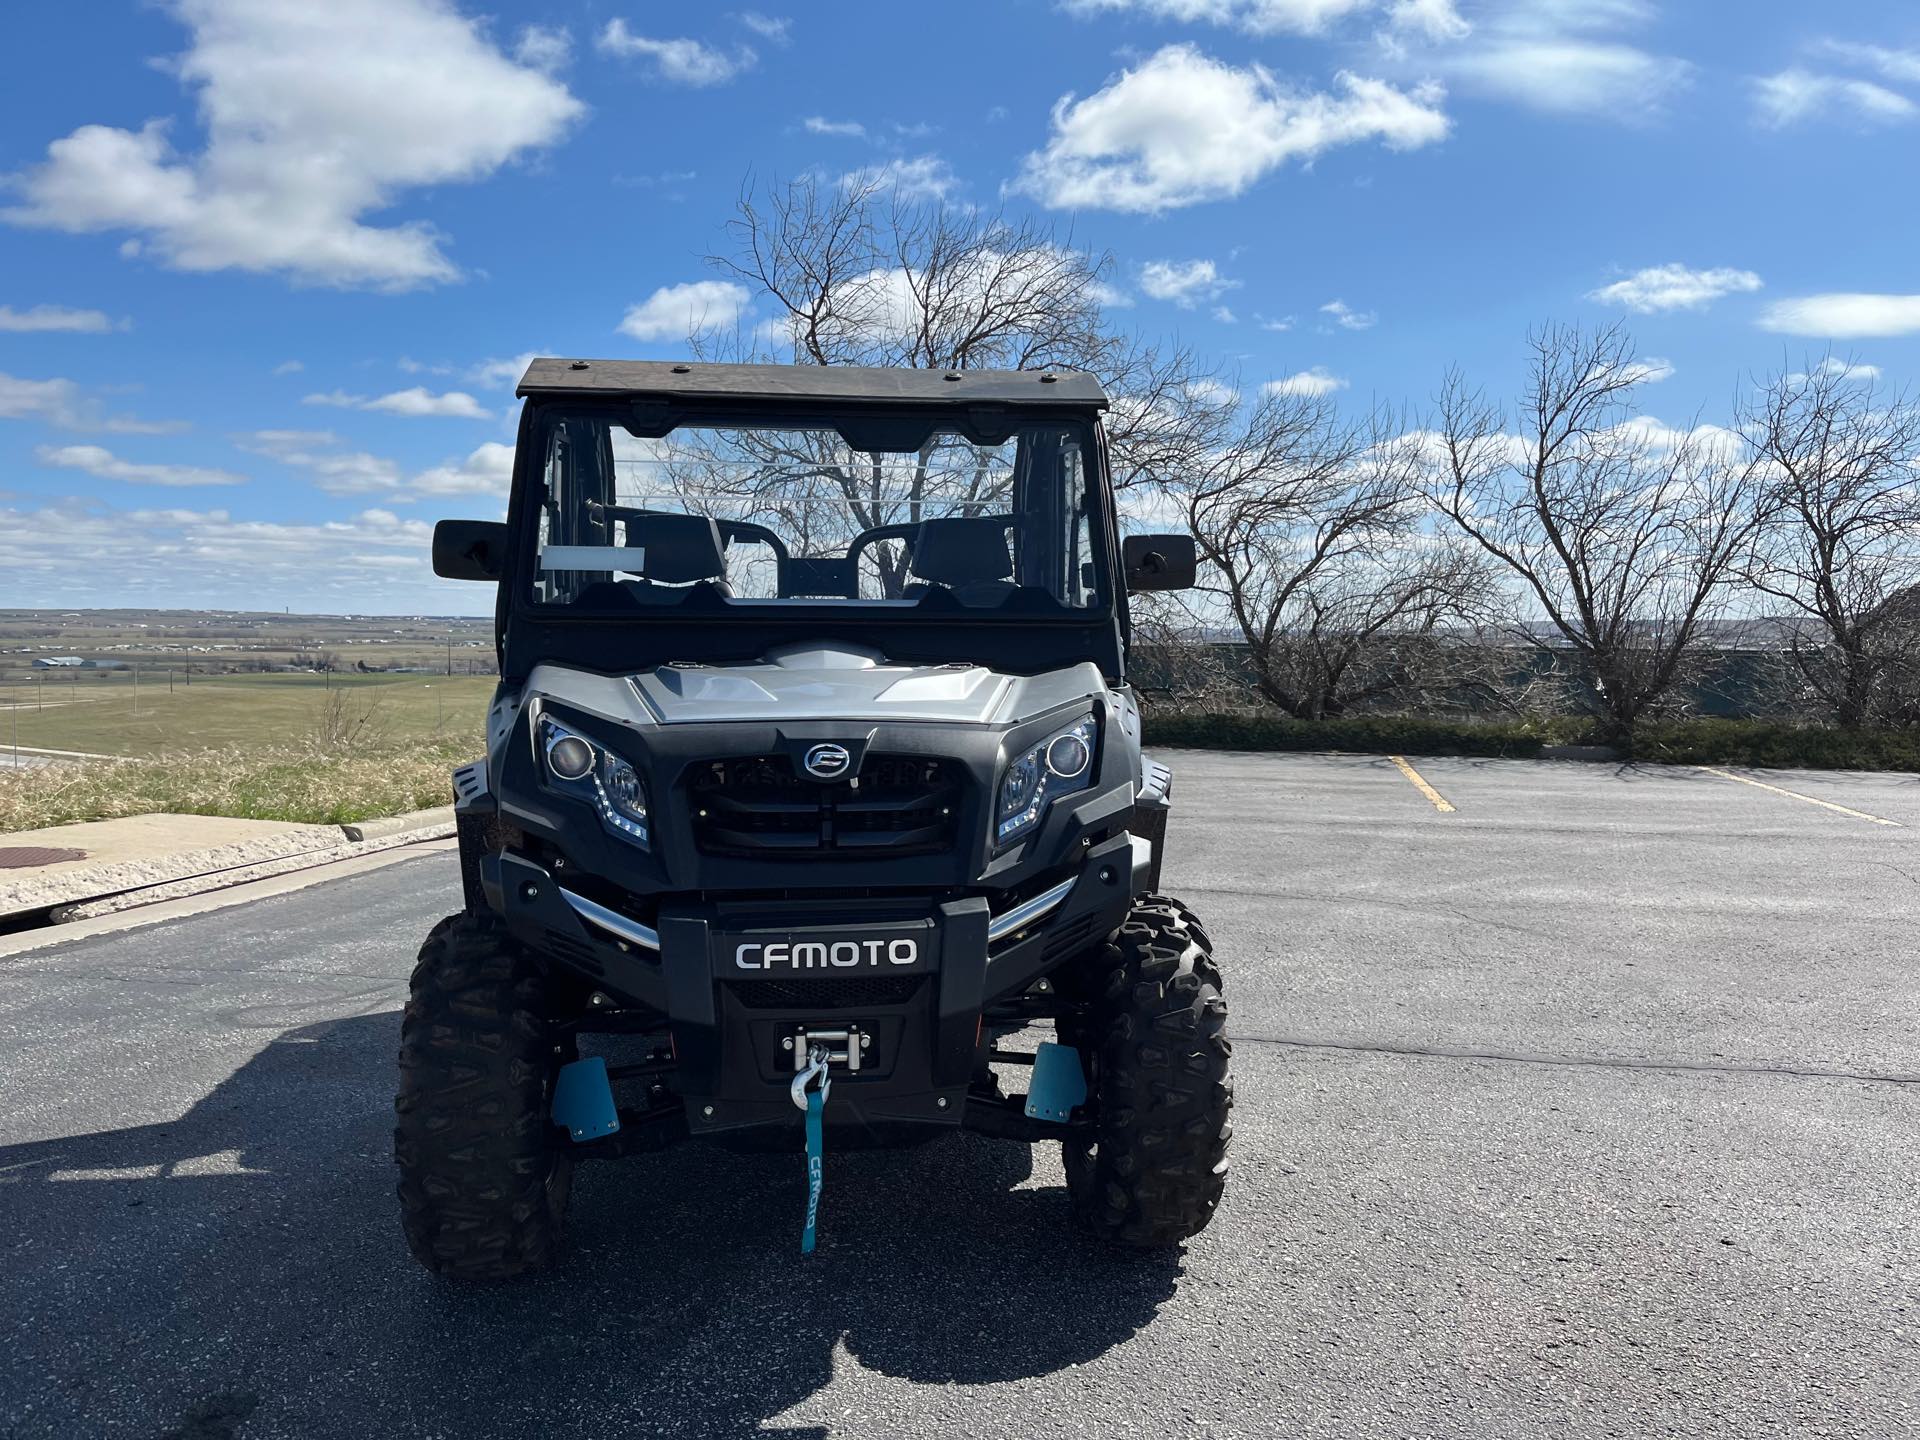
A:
0;372;184;434
1819;357;1880;382
1437;0;1690;119
802;114;864;137
240;430;513;499
1258;314;1296;332
1759;294;1920;339
364;388;491;419
0;375;86;425
1753;69;1917;128
36;442;245;488
246;428;338;448
1320;299;1376;330
1263;367;1348;398
1622;356;1676;384
597;21;755;85
805;116;866;138
239;430;401;494
0;499;455;612
1454;42;1689;116
1139;258;1239;308
412;442;517;496
469;351;546;389
1387;0;1469;44
272;359;304;376
738;12;792;44
301;387;491;419
1;0;583;290
618;280;752;342
1785;357;1882;384
1610;417;1745;466
1587;264;1764;314
1059;0;1374;36
754;248;1095;359
1184;378;1241;407
0;304;116;334
1211;305;1238;324
514;24;572;73
1815;39;1920;86
844;155;960;202
1011;45;1448;213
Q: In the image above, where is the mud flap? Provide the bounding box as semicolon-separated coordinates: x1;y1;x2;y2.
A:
552;1056;621;1142
1023;1042;1087;1123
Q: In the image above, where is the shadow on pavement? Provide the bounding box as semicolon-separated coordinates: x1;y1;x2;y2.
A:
0;1014;1181;1438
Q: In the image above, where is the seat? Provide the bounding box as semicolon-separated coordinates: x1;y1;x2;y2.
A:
621;515;733;597
907;517;1016;606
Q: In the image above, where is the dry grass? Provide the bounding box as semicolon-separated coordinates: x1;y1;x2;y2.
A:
0;737;474;832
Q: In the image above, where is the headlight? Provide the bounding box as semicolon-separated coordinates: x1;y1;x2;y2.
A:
996;712;1097;848
540;716;650;848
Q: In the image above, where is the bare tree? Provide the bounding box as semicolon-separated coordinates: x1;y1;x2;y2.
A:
1125;591;1244;707
1172;389;1495;719
1432;324;1763;738
699;173;1229;594
711;172;1111;372
1738;360;1920;726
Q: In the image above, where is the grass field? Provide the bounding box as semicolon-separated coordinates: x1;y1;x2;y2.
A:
0;672;494;757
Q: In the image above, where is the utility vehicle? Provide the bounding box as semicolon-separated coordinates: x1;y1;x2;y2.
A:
398;358;1231;1278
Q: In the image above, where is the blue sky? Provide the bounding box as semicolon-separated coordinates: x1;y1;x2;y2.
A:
2;0;1917;615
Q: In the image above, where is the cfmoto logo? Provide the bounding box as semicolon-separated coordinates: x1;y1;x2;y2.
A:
736;939;919;970
802;743;852;780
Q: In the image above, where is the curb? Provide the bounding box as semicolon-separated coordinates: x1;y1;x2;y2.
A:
1;824;346;920
1538;744;1626;762
340;806;455;843
47;821;456;922
1;808;461;930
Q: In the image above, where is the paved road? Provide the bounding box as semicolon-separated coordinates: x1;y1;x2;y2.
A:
1;752;1915;1439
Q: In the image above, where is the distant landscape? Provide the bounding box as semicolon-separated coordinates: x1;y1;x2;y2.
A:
0;608;497;686
0;609;497;831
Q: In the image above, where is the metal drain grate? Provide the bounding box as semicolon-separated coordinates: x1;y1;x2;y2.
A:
0;846;88;870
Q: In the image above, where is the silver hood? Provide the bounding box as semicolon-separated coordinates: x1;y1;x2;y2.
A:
525;642;1105;729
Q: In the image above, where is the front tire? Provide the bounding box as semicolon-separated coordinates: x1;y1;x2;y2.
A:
1061;895;1232;1246
394;913;573;1280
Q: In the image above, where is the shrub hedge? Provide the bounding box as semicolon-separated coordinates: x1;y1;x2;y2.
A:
1624;718;1920;771
1142;708;1920;772
1141;710;1546;758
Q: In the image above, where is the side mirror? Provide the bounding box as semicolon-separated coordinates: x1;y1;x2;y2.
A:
1122;533;1197;592
432;519;509;582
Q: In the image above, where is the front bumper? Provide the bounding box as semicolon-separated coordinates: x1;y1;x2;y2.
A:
484;831;1141;1138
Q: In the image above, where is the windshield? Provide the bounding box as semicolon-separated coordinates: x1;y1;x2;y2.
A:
522;409;1106;614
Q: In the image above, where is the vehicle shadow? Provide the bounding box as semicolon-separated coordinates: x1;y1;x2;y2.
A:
0;1013;1181;1438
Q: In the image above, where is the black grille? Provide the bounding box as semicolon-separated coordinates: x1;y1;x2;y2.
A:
732;976;925;1010
689;754;963;858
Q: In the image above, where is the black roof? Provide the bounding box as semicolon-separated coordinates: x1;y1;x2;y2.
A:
516;358;1108;409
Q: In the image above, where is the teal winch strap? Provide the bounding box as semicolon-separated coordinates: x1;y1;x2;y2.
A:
801;1086;825;1254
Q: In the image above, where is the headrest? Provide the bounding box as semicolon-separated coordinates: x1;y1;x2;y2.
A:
909;517;1013;587
623;514;727;585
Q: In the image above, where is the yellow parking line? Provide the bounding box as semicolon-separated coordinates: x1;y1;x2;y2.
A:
1389;755;1456;814
1694;766;1902;828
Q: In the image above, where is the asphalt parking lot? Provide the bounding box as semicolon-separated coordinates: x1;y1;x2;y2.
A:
1;750;1916;1439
